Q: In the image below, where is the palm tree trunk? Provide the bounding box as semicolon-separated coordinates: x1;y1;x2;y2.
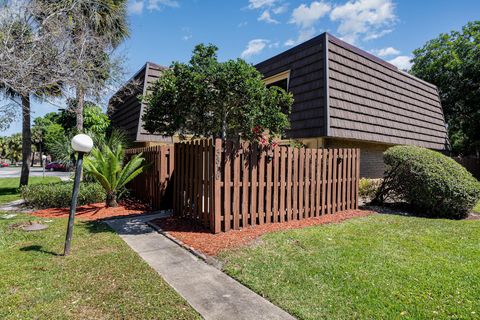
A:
106;192;118;208
20;95;31;187
31;150;35;167
75;86;84;132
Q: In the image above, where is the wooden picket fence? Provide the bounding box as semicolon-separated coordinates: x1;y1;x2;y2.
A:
173;139;360;233
125;145;174;209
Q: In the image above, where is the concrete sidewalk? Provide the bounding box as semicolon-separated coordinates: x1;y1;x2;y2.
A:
106;214;295;320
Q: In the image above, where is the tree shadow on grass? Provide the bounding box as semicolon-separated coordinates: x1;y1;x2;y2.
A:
0;187;18;197
20;245;60;256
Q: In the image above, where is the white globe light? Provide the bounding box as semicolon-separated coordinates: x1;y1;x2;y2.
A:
71;134;93;153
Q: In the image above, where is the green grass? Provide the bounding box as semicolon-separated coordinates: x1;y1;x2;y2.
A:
0;177;61;204
219;215;480;320
0;214;200;319
473;201;480;213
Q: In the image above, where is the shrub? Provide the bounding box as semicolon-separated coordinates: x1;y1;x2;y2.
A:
374;145;480;219
359;178;382;201
21;182;105;209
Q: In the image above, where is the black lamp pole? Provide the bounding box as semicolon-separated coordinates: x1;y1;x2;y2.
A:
63;152;84;256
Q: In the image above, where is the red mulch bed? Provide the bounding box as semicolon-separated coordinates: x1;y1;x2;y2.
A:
152;210;376;256
30;199;151;221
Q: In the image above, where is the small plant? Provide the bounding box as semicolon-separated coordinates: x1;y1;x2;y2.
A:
359;178;382;202
373;145;480;219
83;144;146;207
21;182;104;209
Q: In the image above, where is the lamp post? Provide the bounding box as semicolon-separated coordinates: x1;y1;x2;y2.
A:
41;154;47;178
64;134;93;256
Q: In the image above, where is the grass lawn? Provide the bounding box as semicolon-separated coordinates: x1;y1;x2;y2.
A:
0;214;200;319
219;214;480;320
474;201;480;213
0;177;61;204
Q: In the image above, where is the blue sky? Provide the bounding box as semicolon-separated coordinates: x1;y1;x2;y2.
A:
2;0;479;135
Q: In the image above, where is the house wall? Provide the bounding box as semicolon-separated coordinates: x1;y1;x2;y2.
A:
255;35;326;139
109;62;172;144
136;63;172;143
326;35;448;150
109;68;145;142
326;138;390;178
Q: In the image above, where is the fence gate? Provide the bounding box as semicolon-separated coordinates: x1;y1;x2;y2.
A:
125;145;174;209
173;139;360;233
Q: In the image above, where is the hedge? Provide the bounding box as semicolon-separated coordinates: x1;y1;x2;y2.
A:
21;182;105;209
375;145;480;219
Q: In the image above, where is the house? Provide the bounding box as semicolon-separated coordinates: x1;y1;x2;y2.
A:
109;33;448;178
255;33;448;178
108;62;171;146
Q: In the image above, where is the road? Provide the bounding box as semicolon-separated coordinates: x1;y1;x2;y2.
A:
0;166;71;180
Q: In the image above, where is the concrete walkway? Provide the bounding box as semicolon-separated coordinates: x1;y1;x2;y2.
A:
106;214;295;320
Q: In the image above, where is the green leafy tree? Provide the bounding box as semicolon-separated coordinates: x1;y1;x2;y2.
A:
411;21;480;156
83;144;146;207
5;133;22;163
143;44;293;142
58;99;110;135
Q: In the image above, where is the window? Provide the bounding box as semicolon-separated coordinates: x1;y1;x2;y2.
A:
263;70;290;92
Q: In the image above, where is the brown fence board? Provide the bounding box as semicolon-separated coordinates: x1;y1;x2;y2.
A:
127;139;360;233
258;147;266;225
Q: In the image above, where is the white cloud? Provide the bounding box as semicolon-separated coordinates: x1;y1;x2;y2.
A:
128;0;144;14
147;0;179;10
248;0;278;9
258;10;279;24
248;0;287;24
290;1;331;28
272;4;288;14
371;46;400;57
388;55;412;70
330;0;396;44
241;39;269;59
284;39;296;46
128;0;179;13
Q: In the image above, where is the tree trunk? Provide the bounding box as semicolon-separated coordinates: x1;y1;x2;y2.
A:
221;112;227;141
20;95;31;187
106;192;118;208
31;149;35;167
75;86;85;132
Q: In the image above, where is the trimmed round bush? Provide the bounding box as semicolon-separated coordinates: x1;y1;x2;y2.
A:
379;145;480;219
21;182;105;209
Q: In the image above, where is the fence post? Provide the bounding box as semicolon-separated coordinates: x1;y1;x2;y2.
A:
213;139;222;233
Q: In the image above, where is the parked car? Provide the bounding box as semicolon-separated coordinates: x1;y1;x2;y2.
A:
45;161;66;171
0;162;9;167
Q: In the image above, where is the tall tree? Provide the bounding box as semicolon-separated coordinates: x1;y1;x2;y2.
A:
143;44;293;142
61;0;129;131
0;1;69;186
411;21;480;156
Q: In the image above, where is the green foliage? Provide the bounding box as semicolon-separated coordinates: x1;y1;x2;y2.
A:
0;176;61;204
359;178;381;201
58;99;110;135
143;44;293;142
411;21;480;155
21;182;104;209
0;133;22;163
374;145;480;218
83;142;146;207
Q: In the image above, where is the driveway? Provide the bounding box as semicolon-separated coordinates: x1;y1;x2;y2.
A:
0;167;71;180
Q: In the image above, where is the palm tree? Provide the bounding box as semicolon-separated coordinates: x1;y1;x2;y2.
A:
83;142;145;207
65;0;130;131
